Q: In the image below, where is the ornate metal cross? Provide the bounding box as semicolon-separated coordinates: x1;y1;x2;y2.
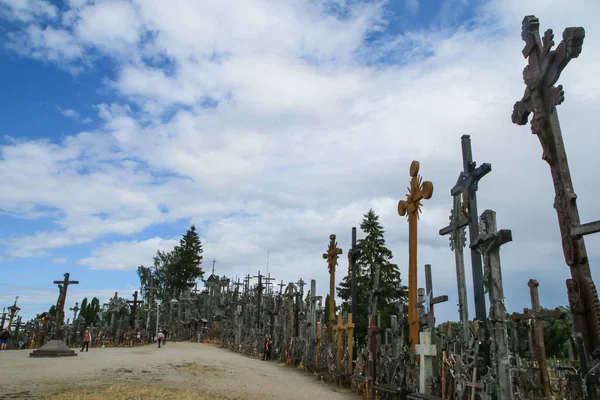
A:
69;302;80;324
439;194;470;343
323;234;342;342
52;273;79;341
511;14;600;354
398;160;433;350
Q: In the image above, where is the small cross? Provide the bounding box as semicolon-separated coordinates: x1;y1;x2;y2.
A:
212;259;217;275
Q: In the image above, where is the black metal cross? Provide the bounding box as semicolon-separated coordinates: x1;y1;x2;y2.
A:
126;291;143;329
451;134;491;323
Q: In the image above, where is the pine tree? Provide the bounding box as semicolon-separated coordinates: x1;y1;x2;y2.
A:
337;209;407;342
167;225;204;296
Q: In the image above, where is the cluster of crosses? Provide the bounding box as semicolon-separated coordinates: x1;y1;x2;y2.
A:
8;13;600;400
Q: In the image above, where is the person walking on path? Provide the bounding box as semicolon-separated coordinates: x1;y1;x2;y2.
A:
157;330;164;348
80;329;90;352
261;333;269;360
163;327;168;346
266;337;273;361
0;329;9;350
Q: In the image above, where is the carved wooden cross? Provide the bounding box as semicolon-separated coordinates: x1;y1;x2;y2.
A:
511;279;563;400
323;234;342;342
511;15;600;354
398;160;433;350
53;273;79;340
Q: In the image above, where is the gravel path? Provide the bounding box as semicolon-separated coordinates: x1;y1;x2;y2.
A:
0;342;359;399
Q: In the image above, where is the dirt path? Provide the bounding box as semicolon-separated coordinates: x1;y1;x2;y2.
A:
0;342;359;399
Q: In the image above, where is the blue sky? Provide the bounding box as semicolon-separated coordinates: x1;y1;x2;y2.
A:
1;0;599;325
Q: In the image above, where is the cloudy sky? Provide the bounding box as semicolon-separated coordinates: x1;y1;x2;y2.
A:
1;0;599;324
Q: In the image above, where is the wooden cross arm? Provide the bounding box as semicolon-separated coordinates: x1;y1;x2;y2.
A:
432;295;448;305
53;280;79;285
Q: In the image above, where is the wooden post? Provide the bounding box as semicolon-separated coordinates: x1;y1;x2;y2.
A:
323;234;342;342
316;322;322;367
347;313;355;374
398;160;434;351
511;279;563;400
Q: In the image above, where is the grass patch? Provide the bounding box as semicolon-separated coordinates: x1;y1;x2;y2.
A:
176;362;222;374
44;383;232;400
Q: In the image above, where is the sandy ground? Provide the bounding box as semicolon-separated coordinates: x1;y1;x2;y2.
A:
0;341;360;399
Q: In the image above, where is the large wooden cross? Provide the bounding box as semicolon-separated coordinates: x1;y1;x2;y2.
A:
450;135;491;324
53;273;79;340
511;15;600;354
511;279;563;400
323;234;342;342
127;291;143;330
398;160;433;350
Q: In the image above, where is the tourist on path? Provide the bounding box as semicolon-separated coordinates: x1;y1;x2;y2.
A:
80;329;90;352
261;333;269;360
0;329;9;350
266;337;273;361
163;327;168;346
157;330;164;348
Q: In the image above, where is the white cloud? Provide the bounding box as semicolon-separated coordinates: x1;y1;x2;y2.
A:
0;0;57;22
0;0;600;323
78;237;179;270
52;257;68;264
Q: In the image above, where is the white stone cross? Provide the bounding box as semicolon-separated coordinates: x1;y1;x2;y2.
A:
415;331;437;394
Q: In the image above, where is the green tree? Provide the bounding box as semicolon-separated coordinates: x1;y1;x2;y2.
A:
150;225;204;300
542;306;573;359
78;297;101;327
337;209;407;342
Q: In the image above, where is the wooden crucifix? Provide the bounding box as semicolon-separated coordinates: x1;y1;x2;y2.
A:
398;160;433;350
451;135;491;324
323;234;342;342
53;273;79;340
127;291;143;330
511;279;563;400
511;15;600;354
